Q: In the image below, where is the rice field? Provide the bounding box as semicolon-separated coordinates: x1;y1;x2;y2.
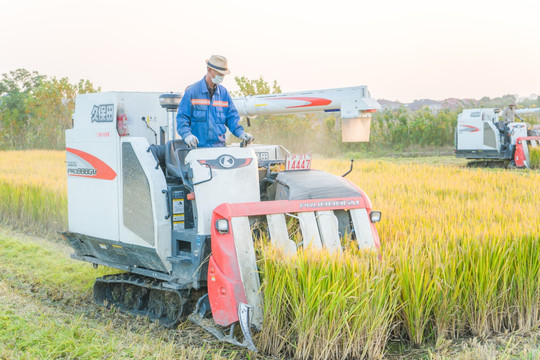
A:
531;147;540;168
256;158;540;359
0;150;67;235
1;150;540;359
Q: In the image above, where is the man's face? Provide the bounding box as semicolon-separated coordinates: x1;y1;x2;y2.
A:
207;67;225;85
208;68;224;79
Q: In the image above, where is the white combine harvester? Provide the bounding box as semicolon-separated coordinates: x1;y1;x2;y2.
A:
62;86;382;351
455;107;540;167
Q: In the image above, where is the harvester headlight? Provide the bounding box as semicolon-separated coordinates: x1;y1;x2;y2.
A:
370;211;382;223
215;219;229;234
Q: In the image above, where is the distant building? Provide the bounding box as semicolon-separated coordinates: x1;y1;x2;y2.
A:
378;99;406;110
408;99;442;112
441;98;477;110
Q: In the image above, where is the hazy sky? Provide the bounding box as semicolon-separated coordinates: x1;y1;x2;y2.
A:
1;0;539;102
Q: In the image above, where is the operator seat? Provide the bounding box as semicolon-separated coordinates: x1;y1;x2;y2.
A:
165;139;191;179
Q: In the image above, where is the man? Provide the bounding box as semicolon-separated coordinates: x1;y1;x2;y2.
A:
502;103;523;123
176;55;253;147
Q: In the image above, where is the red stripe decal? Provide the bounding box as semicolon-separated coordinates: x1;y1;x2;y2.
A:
269;97;332;108
461;125;480;132
66;147;117;180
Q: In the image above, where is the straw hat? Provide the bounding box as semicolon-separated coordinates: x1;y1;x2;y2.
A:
206;55;230;75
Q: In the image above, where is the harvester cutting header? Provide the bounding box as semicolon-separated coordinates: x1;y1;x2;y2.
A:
62;66;382;350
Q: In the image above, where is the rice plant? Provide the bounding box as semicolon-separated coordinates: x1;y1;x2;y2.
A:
257;244;398;360
0;150;67;235
530;146;540;169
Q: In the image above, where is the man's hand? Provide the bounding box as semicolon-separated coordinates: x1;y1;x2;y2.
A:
240;132;254;143
184;134;199;148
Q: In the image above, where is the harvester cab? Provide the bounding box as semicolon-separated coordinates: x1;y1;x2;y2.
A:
455;107;540;168
63;87;382;351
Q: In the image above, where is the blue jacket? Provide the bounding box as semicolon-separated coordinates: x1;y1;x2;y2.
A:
176;77;244;147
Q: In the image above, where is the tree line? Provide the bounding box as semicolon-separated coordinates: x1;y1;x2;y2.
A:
233;77;459;155
232;77;538;155
1;69;536;154
0;69;99;150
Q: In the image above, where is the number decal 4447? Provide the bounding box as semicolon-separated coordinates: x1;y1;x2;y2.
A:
285;153;312;171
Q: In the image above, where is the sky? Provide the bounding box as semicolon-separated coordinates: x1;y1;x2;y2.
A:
1;0;539;103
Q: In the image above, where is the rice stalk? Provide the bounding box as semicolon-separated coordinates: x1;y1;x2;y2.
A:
529;147;540;169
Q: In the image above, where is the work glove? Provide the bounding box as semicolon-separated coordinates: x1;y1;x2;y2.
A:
184;134;199;148
240;132;254;143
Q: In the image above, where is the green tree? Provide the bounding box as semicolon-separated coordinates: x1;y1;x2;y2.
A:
26;77;99;149
0;69;46;148
368;107;459;151
0;69;99;150
231;76;462;155
477;94;517;108
233;75;281;96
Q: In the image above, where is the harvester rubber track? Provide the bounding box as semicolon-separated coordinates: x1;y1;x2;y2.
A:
466;160;510;168
93;273;191;328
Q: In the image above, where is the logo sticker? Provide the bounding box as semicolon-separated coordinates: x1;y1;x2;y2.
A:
66;148;117;180
219;155;235;168
91;104;114;122
299;199;360;209
198;155;252;169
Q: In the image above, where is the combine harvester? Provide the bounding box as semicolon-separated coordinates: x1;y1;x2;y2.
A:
455;107;540;168
62;86;382;351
